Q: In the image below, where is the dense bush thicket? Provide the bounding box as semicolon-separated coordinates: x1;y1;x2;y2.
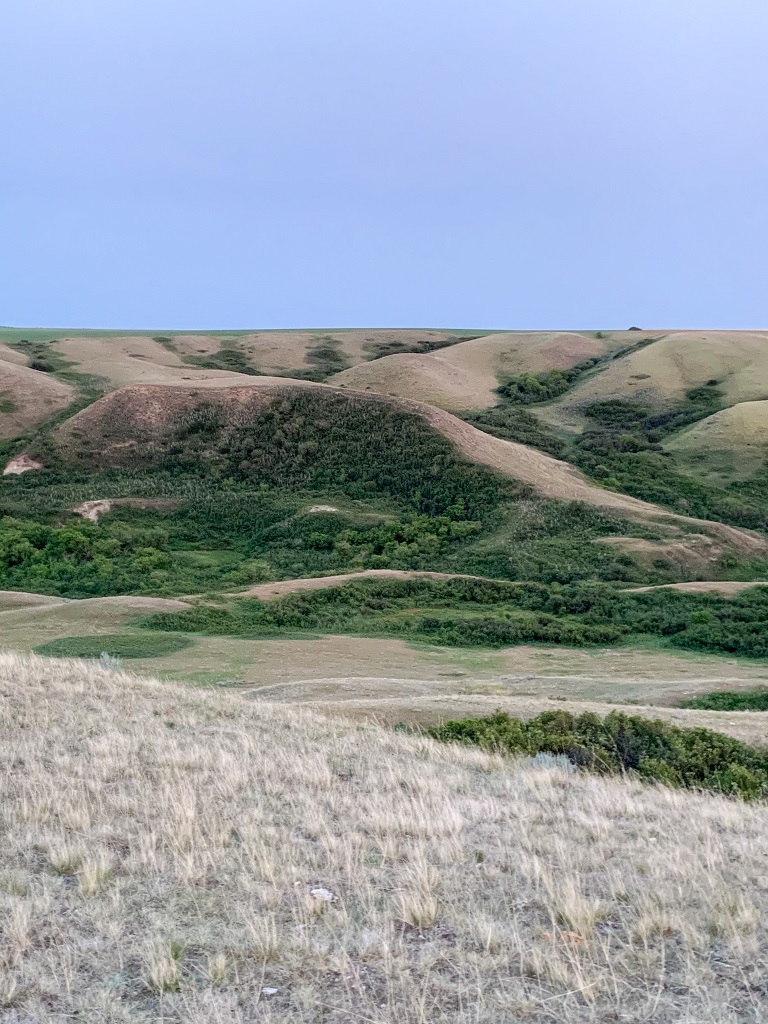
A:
565;384;768;530
145;576;768;659
461;407;566;457
65;391;521;522
428;710;768;800
496;361;601;404
682;690;768;712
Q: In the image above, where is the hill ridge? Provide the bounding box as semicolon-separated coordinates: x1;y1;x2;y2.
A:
54;378;768;557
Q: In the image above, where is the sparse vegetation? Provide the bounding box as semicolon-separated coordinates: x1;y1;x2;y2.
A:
2;652;767;1022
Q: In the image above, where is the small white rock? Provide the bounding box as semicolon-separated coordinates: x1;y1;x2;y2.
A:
262;986;278;996
310;886;337;902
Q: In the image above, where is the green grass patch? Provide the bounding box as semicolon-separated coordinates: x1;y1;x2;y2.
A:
428;709;768;800
34;632;193;659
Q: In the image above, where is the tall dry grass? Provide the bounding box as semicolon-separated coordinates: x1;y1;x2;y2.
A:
0;652;767;1022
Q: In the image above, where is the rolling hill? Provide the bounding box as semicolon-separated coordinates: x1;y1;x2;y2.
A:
2;325;768;740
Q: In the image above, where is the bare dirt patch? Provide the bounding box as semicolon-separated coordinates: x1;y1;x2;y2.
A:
71;496;180;523
3;454;43;476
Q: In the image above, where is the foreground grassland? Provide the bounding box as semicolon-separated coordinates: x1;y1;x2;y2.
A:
1;653;768;1023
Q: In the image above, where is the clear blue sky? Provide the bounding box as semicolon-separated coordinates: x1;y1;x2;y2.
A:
1;0;766;329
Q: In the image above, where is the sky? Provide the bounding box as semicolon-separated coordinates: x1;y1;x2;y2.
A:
1;0;767;330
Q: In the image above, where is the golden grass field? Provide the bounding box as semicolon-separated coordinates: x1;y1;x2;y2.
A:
329;331;621;410
1;652;767;1023
38;330;461;386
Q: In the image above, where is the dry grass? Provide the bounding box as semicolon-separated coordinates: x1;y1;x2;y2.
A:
0;358;76;439
4;606;768;713
49;335;258;388
627;581;766;596
1;651;768;1022
540;331;768;433
330;331;617;411
238;329;455;375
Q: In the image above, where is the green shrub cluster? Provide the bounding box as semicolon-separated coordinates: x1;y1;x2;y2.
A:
472;374;768;531
460;407;566;457
145;576;768;659
0;509;276;597
496;361;600;404
428;710;768;800
682;690;768;711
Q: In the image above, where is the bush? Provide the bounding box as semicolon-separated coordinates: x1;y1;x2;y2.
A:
34;633;193;659
428;710;768;800
682;690;768;712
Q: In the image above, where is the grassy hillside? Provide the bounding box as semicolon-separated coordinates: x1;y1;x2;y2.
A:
7;384;727;598
1;652;767;1022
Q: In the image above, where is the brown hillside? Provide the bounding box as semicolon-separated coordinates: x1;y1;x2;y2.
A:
47;330;459;383
50;335;260;387
0;358;76;438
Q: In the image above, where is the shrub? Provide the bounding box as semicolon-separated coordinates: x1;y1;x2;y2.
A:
682;690;768;712
429;710;768;800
